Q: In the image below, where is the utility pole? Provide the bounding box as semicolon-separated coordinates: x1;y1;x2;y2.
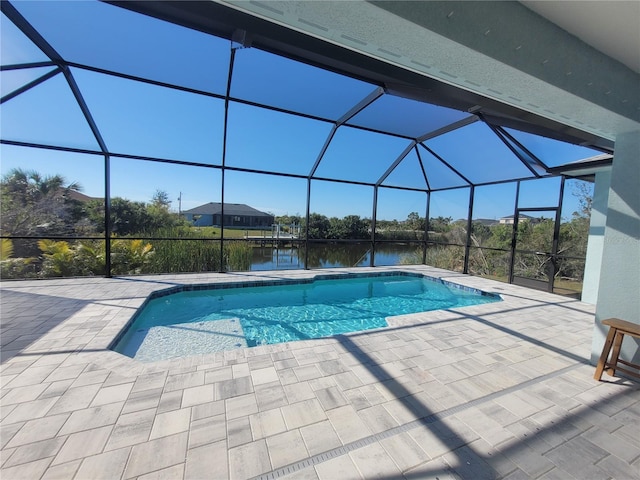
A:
178;192;182;215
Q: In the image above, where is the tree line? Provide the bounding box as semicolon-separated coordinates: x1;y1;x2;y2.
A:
1;168;590;284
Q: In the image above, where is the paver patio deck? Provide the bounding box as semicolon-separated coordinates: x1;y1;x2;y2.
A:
1;266;639;479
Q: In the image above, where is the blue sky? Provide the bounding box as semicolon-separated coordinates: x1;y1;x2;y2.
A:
1;0;597;222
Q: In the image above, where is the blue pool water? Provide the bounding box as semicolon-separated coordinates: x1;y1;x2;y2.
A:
112;273;500;362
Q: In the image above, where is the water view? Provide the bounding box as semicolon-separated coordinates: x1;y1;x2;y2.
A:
249;243;421;270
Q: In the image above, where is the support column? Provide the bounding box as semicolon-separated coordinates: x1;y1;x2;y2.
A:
581;170;611;304
591;131;640;366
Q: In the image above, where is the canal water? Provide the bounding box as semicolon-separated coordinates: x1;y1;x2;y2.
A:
249;243;422;270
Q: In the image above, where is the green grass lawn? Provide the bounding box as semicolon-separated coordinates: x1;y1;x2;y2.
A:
191;227;255;239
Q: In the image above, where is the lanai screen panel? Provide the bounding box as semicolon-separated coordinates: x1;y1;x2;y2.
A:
225;102;333;175
231;47;376;121
347;95;471;138
1;72;100;150
425;122;536;185
381;148;429;190
74;69;225;164
1;66;57;98
11;1;231;95
314;126;411;183
1;11;50;65
504;128;602;168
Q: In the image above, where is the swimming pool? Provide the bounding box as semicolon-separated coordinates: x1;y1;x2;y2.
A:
111;272;500;362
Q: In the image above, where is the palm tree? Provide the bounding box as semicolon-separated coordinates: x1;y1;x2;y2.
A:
1;168;83;256
1;168;81;206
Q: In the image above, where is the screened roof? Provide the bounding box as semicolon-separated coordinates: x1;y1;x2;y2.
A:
1;0;605;197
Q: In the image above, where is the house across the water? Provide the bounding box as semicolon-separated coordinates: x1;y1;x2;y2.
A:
182;202;274;228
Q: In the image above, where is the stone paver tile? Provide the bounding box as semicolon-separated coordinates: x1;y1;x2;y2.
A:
90;382;134;407
596;452;640;480
59;402;123;435
404;455;463;479
408;423;461;461
251;366;279;386
326;405;373;444
123;432;188;478
188;414;226;449
40;459;82;480
215;376;253;401
284;382;315;404
343;388;372;411
317;359;347;376
613;424;640;449
314;454;362;480
0;403;17;423
300;420;342;457
359;384;387;406
47;384;101;415
247;354;273;370
537;467;581;480
478;400;520;427
315;386;348;411
499;440;556;478
164;371;204;392
543;436;612;479
442;443;499;480
585;427;640;463
204;366;233;384
149;408;191;440
0;456;52;480
281;398;327;430
493;391;544;419
2;436;67;469
181;384;214;408
279;465;319;480
278;368;299;386
225;392;258;420
43;364;86;383
231;363;250;379
102;372;141;389
0;383;49;405
38;379;75;400
466;437;519;478
70;369;110;388
130;371;167;393
309;377;337;392
382;398;419;425
121;387;162;415
333;371;363;390
51;424;112;465
2;396;59;424
185;440;228;480
255;383;289;411
104;408;156;451
456;406;516;447
137;463;184;480
1;446;16;468
4;365;57;388
157;390;183;414
74;446;131;480
0;421;24;450
349;442;402;479
191;400;225;421
227;416;253;448
379;431;430;472
228;439;272;480
294;365;323;382
267;429;309;469
357;404;399;434
5;413;69;449
250;408;287;440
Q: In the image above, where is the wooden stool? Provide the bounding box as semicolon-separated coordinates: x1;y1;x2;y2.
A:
594;318;640;381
